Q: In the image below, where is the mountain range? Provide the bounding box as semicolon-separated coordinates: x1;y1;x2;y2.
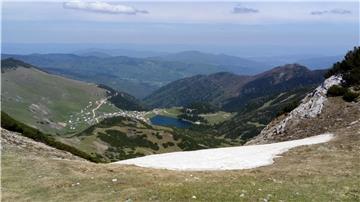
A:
144;64;326;110
74;49;342;71
2;53;224;98
74;48;168;58
144;64;326;140
149;50;268;74
2;48;359;201
2;51;339;98
248;54;342;70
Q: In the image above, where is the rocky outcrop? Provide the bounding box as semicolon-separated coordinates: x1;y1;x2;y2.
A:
1;128;85;161
246;75;344;145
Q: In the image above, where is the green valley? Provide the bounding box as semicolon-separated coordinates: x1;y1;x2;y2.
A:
1;58;142;135
1;58;328;156
2;2;359;201
144;64;326;141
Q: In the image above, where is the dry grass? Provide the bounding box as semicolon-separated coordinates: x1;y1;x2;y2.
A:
2;120;360;201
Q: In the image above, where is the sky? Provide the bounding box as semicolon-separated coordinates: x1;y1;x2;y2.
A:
1;1;359;57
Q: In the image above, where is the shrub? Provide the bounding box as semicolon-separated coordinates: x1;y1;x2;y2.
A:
182;102;219;114
167;142;175;146
162;142;175;148
99;129;159;150
342;90;359;102
97;84;144;111
327;85;347;97
154;132;163;139
177;113;207;123
277;101;300;116
325;46;360;86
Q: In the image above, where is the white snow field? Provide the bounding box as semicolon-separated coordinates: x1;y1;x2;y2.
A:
114;133;334;171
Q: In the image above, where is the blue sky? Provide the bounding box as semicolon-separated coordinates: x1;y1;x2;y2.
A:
1;1;359;56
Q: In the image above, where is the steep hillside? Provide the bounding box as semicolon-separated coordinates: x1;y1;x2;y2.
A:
144;72;252;108
247;47;360;144
2;53;224;98
1;128;84;161
97;84;144;111
246;76;344;144
223;64;325;111
217;87;315;140
1;58;141;134
1;112;100;162
145;64;325;110
150;50;267;74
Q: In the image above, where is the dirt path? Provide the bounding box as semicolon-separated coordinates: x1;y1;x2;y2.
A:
92;92;117;123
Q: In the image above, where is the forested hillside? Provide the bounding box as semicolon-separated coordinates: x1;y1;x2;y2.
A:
144;72;252;108
144;63;326;141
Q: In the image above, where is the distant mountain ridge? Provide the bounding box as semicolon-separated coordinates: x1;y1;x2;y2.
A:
223;64;326;111
143;72;253;108
150;50;268;75
2;51;340;99
74;51;112;58
74;48;168;58
144;63;326;110
248;54;342;70
1;53;225;98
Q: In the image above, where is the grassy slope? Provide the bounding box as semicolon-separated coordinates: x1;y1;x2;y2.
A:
2;121;359;201
1;66;118;135
0;112;101;162
145;107;234;125
199;111;235;125
217;87;314;140
145;107;183;119
61;116;182;162
60;116;232;162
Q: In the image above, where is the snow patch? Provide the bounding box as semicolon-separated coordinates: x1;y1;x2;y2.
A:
113;133;333;171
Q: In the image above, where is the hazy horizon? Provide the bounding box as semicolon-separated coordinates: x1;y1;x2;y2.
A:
2;1;359;57
1;42;355;58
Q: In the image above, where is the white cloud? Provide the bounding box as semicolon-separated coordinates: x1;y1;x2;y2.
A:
63;1;148;15
311;8;351;15
232;5;259;14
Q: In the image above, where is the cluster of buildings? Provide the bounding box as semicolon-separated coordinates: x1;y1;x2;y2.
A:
66;100;151;131
98;110;149;123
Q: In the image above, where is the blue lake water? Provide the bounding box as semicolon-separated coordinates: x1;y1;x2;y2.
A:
150;115;192;128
